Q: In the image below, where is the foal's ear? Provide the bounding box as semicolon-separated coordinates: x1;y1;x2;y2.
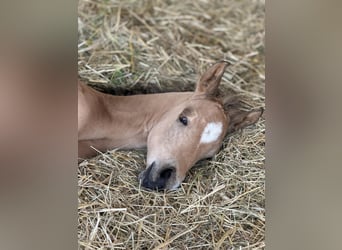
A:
195;61;228;97
226;108;263;134
223;97;263;134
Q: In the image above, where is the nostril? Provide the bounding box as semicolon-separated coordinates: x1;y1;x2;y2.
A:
159;168;174;180
140;165;175;191
148;161;156;169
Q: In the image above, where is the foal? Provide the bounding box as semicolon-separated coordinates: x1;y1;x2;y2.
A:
78;62;263;190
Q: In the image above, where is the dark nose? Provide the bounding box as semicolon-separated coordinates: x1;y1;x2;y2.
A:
139;162;175;191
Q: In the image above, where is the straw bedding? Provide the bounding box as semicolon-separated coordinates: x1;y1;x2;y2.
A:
78;0;265;249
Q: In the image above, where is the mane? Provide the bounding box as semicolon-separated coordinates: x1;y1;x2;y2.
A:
84;80;195;96
81;78;245;111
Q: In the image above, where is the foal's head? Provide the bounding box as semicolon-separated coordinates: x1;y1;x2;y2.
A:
139;62;263;190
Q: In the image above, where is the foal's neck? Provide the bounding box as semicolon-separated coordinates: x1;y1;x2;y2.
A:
84;90;192;151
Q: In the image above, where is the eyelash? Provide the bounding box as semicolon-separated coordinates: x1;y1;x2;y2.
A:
179;116;188;126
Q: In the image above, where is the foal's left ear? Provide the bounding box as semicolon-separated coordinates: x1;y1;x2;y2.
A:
223;96;264;134
195;61;228;97
225;108;264;134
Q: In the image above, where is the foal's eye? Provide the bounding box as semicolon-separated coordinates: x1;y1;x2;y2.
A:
179;116;188;126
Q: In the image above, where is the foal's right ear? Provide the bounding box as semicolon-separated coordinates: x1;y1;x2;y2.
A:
195;61;229;97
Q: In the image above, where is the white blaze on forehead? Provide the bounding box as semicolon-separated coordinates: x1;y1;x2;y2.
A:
200;122;223;144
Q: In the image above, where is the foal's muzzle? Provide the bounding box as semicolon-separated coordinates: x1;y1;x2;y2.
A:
138;162;176;191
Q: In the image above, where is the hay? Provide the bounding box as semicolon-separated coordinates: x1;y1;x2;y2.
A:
78;0;265;249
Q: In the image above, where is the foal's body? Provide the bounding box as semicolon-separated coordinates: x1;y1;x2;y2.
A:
78;62;262;190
